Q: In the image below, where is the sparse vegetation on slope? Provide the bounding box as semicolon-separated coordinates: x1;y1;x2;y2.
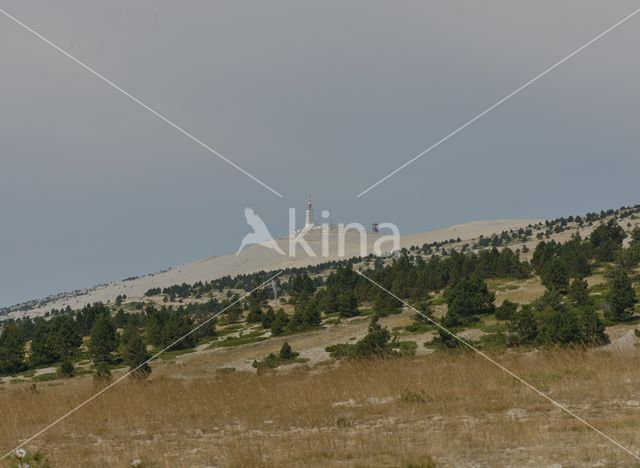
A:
2;204;640;465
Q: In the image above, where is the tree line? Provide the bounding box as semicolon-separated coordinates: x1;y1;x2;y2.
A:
1;216;639;377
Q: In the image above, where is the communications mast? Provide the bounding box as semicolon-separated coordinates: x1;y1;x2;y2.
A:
305;195;314;228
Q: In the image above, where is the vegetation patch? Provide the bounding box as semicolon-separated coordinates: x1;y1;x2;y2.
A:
157;348;195;360
32;372;58;382
252;342;306;371
479;332;508;351
209;330;268;349
326;316;405;359
400;388;428;404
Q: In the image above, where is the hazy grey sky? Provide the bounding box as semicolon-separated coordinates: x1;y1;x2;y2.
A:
1;1;639;307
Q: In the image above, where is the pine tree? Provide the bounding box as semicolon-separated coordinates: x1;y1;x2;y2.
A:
52;315;82;359
145;306;165;346
568;278;591;307
577;307;609;346
288;296;321;332
123;332;151;380
89;314;118;363
194;316;216;341
495;300;518;321
508;306;539;346
354;316;392;357
119;322;138;351
30;320;58;366
532;240;559;274
617;246;640;272
113;309;129;328
538;307;582;345
605;269;637;322
246;304;263;323
290;272;316;299
225;304;243;323
446;276;495;320
533;289;564;313
261;307;276;329
437;327;462;349
541;257;569;294
58;360;75;378
373;292;402;317
75;302;109;336
303;298;322;327
270;309;288;336
415;301;433;320
161;309;196;350
0;323;25;375
336;290;359;318
278;342;298;361
590;220;626;261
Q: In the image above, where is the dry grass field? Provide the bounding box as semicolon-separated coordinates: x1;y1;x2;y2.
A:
2;345;640;467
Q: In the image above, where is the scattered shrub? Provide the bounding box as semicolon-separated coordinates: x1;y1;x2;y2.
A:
58;360;75;379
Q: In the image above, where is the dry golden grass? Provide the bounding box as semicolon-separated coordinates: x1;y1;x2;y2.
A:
1;347;640;467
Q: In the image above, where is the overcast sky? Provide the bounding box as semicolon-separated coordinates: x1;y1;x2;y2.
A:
1;1;639;307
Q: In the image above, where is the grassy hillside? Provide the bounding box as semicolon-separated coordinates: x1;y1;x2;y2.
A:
2;205;640;466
